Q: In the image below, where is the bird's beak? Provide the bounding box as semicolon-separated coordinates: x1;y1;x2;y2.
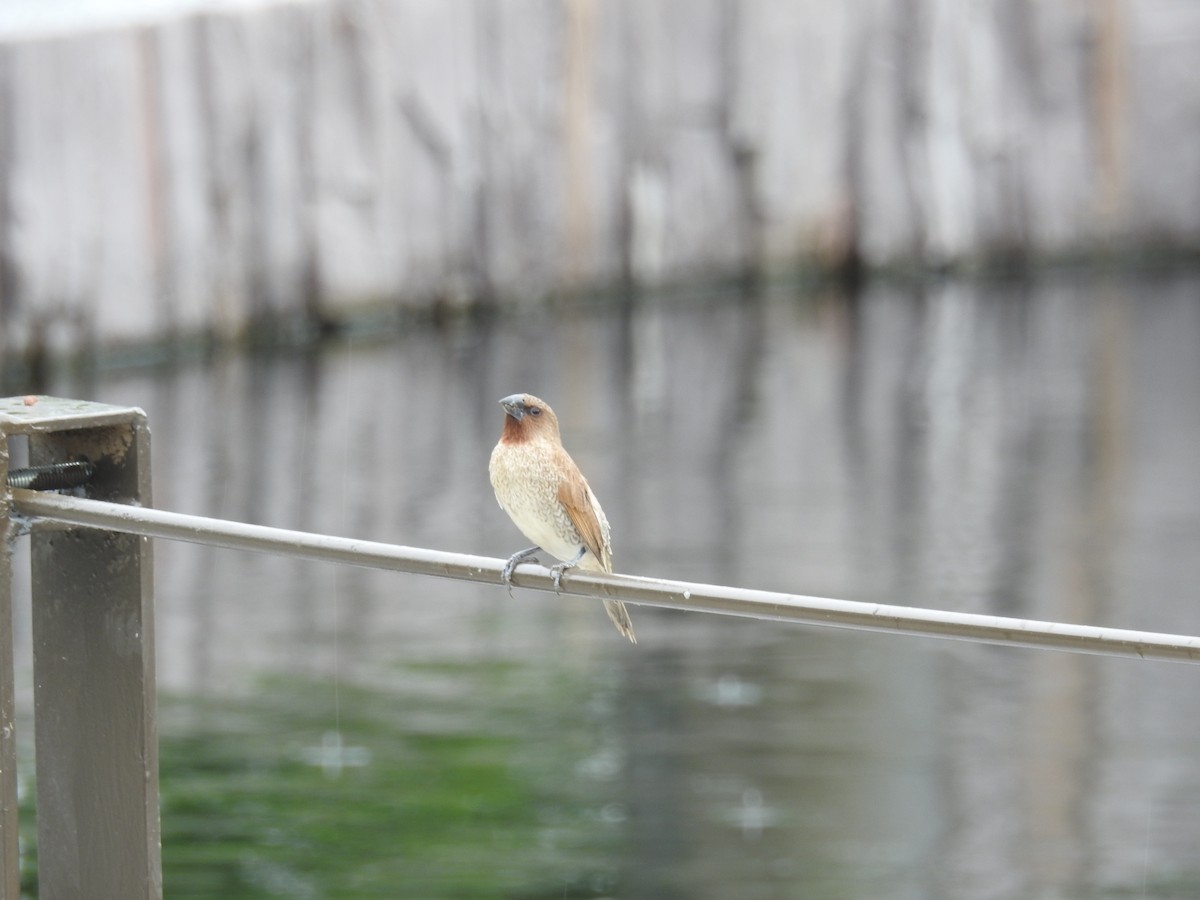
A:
499;394;526;420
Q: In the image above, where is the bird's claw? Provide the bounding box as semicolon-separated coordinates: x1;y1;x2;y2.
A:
501;547;541;597
549;562;575;594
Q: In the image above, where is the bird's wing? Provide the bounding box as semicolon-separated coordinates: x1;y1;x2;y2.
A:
557;474;612;572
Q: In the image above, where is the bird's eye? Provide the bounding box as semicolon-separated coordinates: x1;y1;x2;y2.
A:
529;407;542;416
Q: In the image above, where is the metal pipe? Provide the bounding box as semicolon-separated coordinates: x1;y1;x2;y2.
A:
13;489;1200;664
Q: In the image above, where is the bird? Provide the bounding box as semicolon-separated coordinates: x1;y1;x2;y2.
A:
489;393;637;643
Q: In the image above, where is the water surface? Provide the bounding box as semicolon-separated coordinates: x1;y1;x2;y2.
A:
12;273;1200;898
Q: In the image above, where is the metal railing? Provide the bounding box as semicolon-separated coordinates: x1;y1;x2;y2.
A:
15;489;1200;664
3;396;1200;898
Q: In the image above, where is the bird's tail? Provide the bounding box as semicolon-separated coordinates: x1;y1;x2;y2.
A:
604;599;637;643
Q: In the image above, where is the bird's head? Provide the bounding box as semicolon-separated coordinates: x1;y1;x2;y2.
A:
498;393;561;444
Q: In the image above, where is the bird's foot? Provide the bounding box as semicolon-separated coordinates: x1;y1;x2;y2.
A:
501;547;541;596
548;561;577;594
548;547;588;594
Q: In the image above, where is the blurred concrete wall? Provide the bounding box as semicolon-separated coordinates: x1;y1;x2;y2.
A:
0;0;1198;357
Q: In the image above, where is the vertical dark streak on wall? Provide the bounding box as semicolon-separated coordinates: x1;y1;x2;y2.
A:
470;0;495;303
716;0;764;285
614;2;637;290
292;11;324;329
893;0;928;261
840;18;869;284
194;14;228;339
243;49;267;328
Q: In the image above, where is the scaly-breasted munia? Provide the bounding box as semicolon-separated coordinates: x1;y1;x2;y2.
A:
489;393;636;643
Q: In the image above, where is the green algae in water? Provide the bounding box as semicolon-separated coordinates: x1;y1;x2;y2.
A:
157;663;622;899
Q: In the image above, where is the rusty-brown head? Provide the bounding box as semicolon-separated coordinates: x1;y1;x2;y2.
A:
498;393;562;445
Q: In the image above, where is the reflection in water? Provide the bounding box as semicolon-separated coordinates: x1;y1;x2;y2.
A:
11;273;1200;897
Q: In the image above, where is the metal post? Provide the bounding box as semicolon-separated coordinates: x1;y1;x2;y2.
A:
0;397;161;900
0;414;20;900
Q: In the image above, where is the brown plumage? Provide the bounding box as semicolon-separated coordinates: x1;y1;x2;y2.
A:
489;393;636;643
